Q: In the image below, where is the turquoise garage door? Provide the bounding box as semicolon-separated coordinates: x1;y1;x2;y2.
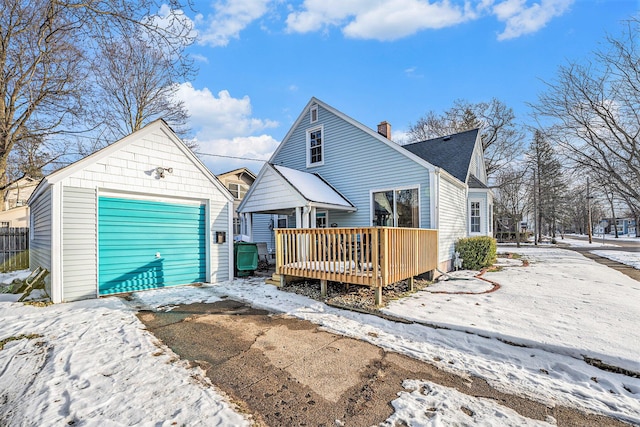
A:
98;196;206;295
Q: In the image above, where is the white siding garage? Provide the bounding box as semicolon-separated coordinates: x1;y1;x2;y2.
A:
28;119;234;303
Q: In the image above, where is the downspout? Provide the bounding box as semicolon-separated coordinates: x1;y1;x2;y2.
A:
227;199;234;281
302;205;311;228
429;169;439;229
430;168;441;270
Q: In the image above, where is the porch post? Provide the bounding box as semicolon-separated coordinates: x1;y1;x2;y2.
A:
310;207;317;228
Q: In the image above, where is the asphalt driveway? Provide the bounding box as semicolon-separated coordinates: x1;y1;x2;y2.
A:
138;298;630;427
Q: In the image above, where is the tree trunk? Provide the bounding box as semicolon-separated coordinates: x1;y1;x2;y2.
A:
0;155;8;211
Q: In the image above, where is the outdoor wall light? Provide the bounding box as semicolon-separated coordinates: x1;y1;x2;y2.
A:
156;166;173;178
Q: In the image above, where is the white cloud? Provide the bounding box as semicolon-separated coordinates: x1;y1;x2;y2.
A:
175;83;279;174
177;83;278;138
285;0;573;41
342;0;470;40
286;0;370;33
404;66;423;78
197;0;272;47
190;53;209;63
286;0;471;40
494;0;573;40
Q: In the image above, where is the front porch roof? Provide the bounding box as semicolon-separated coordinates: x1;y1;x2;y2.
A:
238;163;356;214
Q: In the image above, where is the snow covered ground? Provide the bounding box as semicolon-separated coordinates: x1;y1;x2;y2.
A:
558;235;640;270
1;245;639;426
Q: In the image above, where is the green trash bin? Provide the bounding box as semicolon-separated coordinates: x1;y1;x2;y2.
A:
234;242;258;277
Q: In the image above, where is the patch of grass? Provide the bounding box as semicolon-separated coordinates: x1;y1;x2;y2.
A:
0;333;43;351
486;265;504;272
510;253;523;260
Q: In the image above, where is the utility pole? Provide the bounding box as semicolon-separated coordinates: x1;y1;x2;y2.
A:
533;170;538;245
587;177;593;244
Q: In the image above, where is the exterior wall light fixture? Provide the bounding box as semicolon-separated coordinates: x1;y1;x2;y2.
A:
156;166;173;178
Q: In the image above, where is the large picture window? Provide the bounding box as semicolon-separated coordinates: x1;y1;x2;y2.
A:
306;126;324;167
372;188;419;227
470;201;481;233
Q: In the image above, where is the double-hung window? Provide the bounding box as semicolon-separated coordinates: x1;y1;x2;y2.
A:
470;201;481;233
306;126;324;167
372;188;419;227
228;183;247;199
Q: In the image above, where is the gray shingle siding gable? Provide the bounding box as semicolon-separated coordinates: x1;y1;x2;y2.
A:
271;104;432;228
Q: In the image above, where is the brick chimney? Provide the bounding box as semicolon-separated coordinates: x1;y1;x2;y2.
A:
377;121;391;139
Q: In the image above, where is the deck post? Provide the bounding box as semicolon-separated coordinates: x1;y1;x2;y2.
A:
320;279;327;297
408;276;414;292
275;229;282;275
374;286;382;306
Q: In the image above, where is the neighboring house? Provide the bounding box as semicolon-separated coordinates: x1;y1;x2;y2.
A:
28;119;234;303
0;175;41;228
597;218;638;236
615;218;636;236
238;97;493;271
216;168;256;236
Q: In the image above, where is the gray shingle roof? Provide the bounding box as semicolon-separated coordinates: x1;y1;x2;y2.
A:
402;128;479;183
467;174;488;189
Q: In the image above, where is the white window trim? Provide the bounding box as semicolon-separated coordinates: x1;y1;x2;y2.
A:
469;198;483;235
369;185;421;228
306;125;324;168
315;209;328;228
310;104;318;123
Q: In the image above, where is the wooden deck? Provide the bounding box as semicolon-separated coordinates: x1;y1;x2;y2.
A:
275;227;438;305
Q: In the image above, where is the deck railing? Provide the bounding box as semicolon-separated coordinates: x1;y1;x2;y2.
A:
275;227;438;305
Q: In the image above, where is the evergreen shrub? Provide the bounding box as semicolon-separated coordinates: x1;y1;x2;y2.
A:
455;236;497;270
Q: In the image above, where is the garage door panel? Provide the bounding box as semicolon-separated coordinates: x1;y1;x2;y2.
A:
98;196;206;295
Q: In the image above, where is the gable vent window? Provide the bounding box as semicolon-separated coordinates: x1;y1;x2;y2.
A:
310;104;318;123
306;126;324;167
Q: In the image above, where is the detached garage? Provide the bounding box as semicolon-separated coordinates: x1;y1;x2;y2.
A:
28;119;234;303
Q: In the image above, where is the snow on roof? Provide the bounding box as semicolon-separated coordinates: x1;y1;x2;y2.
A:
273;165;353;208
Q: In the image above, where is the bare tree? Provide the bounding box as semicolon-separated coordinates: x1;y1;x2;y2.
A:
407;98;524;178
0;0;193;188
6;134;68;180
494;164;531;247
532;17;640;205
90;33;193;144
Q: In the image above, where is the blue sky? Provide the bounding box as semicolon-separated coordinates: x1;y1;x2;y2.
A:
170;0;639;174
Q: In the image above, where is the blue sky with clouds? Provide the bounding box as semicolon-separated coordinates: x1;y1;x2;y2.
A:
171;0;639;174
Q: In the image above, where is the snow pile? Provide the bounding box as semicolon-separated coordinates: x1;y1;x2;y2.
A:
0;298;249;426
592;250;640;270
383;380;554;426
